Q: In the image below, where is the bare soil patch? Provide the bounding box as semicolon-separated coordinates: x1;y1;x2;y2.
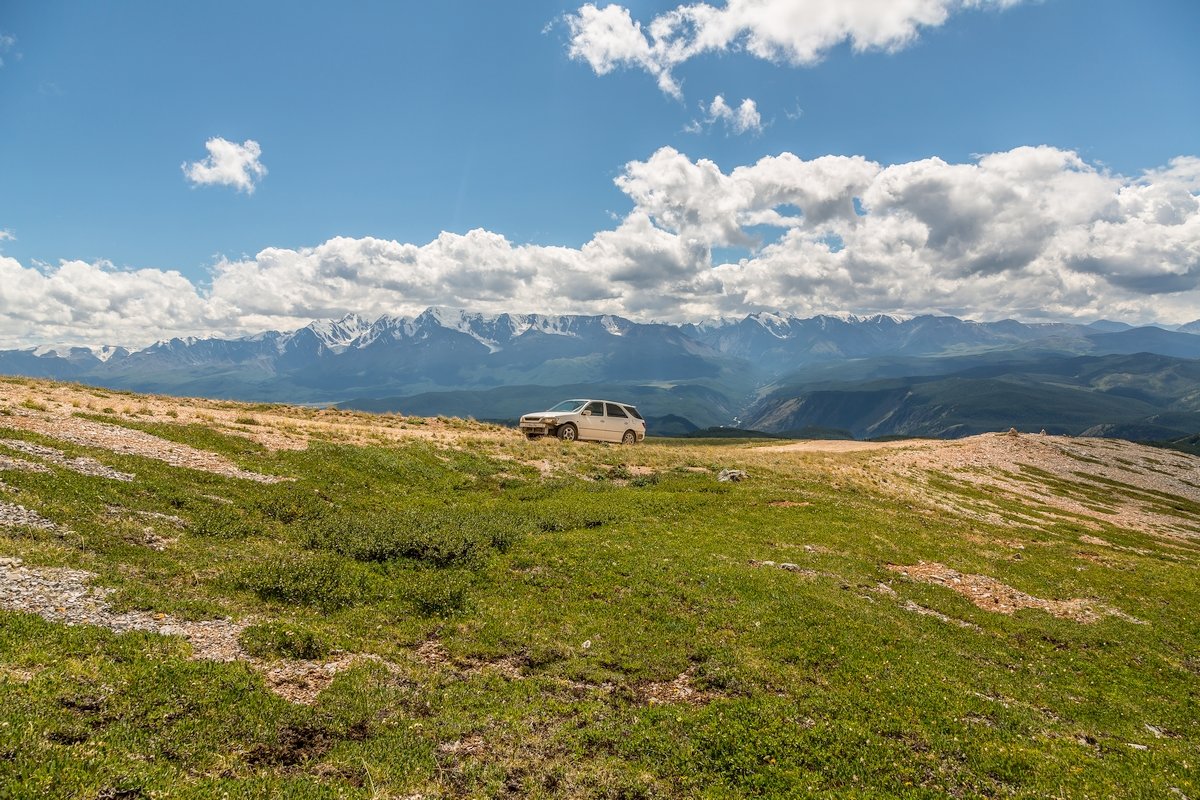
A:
755;439;933;454
414;636;526;680
878;433;1200;539
899;599;982;631
0;380;510;454
887;561;1141;624
748;559;824;578
638;669;718;706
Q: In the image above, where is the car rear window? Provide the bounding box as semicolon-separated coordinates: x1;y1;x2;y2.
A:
606;403;628;418
623;405;643;420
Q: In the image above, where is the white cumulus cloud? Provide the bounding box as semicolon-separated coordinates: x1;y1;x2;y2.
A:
182;137;267;194
4;145;1200;348
566;0;1025;96
692;95;763;135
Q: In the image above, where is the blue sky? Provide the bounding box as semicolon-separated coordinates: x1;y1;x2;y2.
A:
1;0;1199;346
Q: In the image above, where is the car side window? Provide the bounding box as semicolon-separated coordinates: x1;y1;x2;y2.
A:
585;401;604;416
606;403;628;418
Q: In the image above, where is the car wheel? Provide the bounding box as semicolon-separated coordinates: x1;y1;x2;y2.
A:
621;430;637;445
558;423;578;442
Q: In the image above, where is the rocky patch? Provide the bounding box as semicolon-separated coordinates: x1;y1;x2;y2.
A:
2;410;285;483
887;561;1142;624
0;502;61;531
0;438;134;481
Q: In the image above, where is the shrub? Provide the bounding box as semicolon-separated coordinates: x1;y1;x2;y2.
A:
189;505;260;539
239;622;331;660
237;553;371;611
609;464;634;481
256;489;324;524
406;569;472;616
303;507;529;566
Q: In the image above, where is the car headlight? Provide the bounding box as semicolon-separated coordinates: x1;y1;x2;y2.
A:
544;417;557;425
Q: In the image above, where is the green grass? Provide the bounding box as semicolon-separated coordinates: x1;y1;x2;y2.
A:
0;407;1197;798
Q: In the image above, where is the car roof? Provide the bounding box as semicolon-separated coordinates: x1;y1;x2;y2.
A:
561;399;638;407
583;399;638;407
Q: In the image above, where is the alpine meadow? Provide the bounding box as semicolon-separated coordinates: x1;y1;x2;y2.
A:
1;1;1199;798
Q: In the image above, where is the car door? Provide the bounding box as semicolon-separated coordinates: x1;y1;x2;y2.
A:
579;401;606;441
605;403;632;441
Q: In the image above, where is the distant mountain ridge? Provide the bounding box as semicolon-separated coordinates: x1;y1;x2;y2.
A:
2;307;1200;441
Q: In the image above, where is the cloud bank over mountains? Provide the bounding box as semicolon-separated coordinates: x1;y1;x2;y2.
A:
565;0;1026;97
3;145;1199;348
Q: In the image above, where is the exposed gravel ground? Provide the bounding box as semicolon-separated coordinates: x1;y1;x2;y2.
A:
0;502;61;531
2;410;286;483
766;432;1200;540
0;555;373;703
0;556;245;659
0;455;51;474
883;433;1200;539
0;437;134;481
887;561;1144;624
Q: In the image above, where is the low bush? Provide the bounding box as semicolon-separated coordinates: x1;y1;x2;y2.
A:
236;553;372;611
405;569;473;616
188;505;260;539
255;488;325;524
239;621;331;660
303;506;529;566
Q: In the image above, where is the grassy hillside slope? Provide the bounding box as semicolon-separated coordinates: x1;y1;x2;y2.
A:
1;378;1197;799
747;353;1200;439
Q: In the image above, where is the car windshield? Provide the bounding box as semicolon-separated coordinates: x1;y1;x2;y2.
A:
547;400;587;413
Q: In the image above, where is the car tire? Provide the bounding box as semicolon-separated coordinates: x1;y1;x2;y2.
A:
621;430;637;445
558;423;578;442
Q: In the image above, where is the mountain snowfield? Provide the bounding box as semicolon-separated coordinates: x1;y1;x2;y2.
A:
17;307;1200;366
2;307;1200;441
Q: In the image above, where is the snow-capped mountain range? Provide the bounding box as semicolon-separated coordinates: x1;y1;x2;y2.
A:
3;308;1199;426
20;307;1199;367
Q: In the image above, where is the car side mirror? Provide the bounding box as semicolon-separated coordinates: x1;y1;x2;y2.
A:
581;409;592;416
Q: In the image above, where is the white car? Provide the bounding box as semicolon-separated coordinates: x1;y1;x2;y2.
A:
520;399;646;444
